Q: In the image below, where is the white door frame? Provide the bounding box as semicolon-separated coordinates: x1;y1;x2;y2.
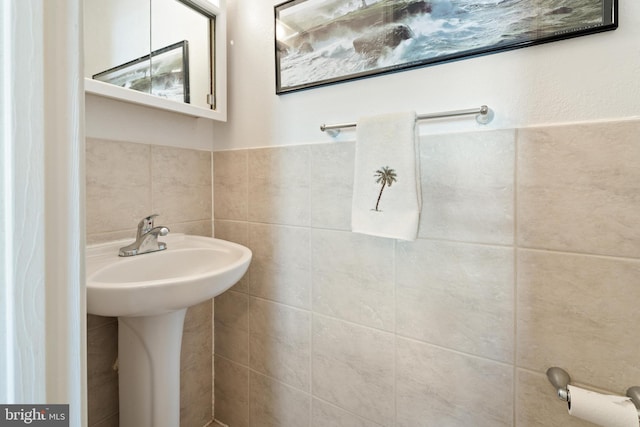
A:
1;0;86;425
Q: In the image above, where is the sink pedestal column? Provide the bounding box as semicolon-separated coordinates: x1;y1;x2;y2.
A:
118;308;187;427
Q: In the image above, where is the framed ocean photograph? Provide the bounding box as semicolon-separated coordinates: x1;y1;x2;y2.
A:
274;0;617;94
93;40;191;103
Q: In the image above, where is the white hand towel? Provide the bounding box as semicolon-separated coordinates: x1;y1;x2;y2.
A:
351;111;421;241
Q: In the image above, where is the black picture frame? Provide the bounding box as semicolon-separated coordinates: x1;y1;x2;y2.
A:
93;40;191;103
274;0;617;94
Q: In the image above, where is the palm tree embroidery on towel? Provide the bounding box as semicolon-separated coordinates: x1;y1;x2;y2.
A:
373;166;397;211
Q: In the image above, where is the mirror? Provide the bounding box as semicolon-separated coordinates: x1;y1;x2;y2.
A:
85;0;223;115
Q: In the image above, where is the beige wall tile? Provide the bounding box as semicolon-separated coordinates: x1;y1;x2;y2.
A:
91;413;118;427
249;298;311;391
418;129;515;244
214;150;248;221
518;121;640;257
214;356;249;427
517;249;640;392
88;118;640;427
181;357;213;427
312;399;383;427
87;314;116;331
86;229;136;245
396;337;513;427
310;141;356;230
248;146;310;226
181;300;212;369
312;315;394;425
167;220;213;237
152;145;212;224
214;220;249;244
516;369;599;427
214;220;250;292
248;223;311;309
311;229;395;330
249;371;311;427
214;290;249;365
86;138;151;235
396;239;514;362
181;301;213;426
89;220;212;244
87;322;119;426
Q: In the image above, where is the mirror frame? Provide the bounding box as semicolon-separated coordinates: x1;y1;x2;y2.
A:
84;0;227;121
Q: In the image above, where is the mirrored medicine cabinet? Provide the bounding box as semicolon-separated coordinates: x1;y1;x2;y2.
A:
84;0;226;120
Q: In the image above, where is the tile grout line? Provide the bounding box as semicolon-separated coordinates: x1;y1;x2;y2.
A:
393;238;398;427
149;144;154;214
512;128;519;426
308;144;313;427
211;152;222;225
308;153;314;427
244;149;252;427
209;150;217;424
308;232;314;427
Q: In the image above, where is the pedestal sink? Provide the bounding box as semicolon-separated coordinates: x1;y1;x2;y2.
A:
86;233;251;427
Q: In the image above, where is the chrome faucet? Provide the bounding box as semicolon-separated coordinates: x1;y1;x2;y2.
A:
118;214;170;257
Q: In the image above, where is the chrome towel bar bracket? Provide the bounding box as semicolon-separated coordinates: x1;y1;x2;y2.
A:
320;105;494;136
547;367;572;402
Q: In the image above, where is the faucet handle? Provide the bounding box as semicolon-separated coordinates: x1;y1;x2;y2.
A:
137;214;159;237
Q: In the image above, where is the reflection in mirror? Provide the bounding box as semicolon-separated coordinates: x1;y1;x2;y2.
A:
152;0;213;109
84;0;214;110
85;0;151;82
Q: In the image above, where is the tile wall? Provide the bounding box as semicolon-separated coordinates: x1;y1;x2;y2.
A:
86;138;214;427
212;120;640;426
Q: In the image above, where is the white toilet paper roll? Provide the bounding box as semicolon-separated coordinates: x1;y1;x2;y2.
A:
568;385;639;427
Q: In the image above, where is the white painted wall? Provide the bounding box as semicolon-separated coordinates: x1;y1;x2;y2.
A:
85;93;216;150
213;0;640;150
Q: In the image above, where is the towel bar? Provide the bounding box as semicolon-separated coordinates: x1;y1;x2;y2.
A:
320;105;494;136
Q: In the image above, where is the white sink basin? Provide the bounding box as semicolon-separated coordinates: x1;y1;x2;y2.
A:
87;232;251;427
86;233;251;317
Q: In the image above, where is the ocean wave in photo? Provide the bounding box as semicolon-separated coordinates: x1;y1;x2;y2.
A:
277;0;607;89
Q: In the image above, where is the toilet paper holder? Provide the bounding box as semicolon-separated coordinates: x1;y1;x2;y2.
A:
547;367;640;413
